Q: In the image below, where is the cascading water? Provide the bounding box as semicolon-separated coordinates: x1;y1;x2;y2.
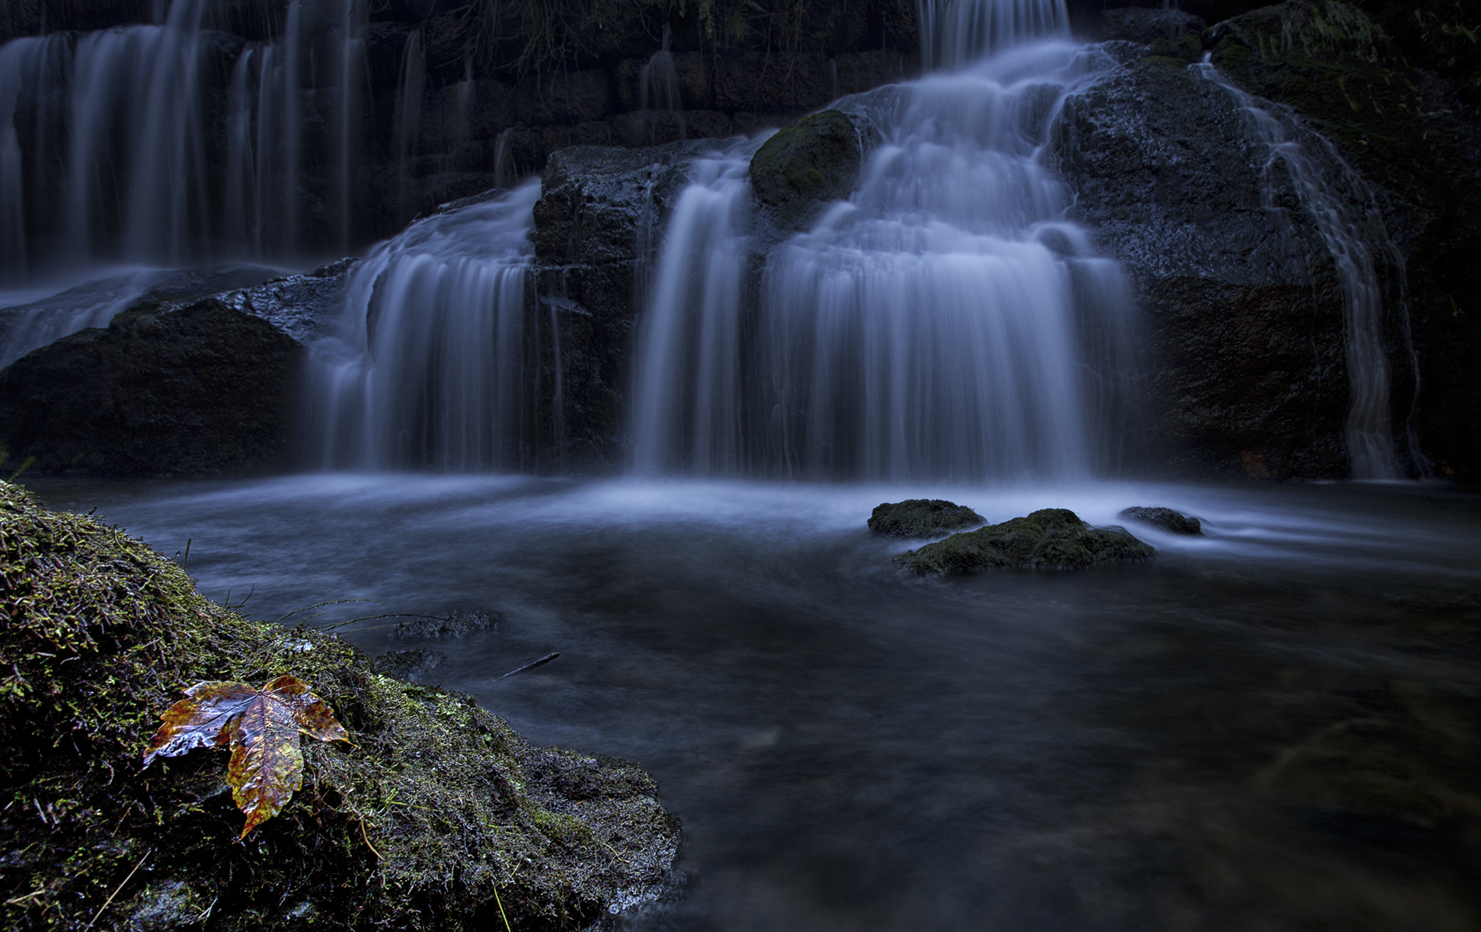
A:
0;0;369;278
634;0;1139;480
306;180;541;471
1196;61;1403;480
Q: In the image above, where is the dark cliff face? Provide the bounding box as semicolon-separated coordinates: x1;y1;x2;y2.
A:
0;299;305;477
1055;51;1354;479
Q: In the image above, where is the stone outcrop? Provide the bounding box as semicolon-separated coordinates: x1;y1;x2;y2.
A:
1118;506;1203;535
895;508;1155;574
528;140;715;470
749;108;867;231
0;298;304;477
868;499;984;538
1054;50;1360;479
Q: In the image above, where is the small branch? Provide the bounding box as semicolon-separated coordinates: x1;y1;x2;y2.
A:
499;652;559;680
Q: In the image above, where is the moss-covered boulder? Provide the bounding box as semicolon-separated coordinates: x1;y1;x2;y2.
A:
1117;506;1203;535
867;499;984;538
0;481;680;931
749;109;864;231
895;508;1154;574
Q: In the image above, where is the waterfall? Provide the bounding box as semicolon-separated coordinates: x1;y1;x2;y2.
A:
630;24;685;146
917;0;1069;71
633;34;1135;480
307;180;541;471
0;0;368;279
1197;62;1402;480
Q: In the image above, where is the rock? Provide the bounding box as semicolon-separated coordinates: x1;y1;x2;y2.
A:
374;648;447;681
0;481;681;931
214;258;355;345
392;609;499;639
749;109;865;231
1095;8;1206;45
1054;52;1355;479
1204;1;1481;479
0;298;304;477
1117;506;1203;535
867;499;984;538
530;140;716;470
895;508;1154;574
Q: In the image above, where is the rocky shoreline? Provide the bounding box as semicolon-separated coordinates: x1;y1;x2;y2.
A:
0;481;682;930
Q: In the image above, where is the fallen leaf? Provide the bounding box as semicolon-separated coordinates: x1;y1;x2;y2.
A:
144;675;350;837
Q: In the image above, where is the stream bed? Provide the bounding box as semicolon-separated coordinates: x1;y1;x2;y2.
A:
27;476;1481;931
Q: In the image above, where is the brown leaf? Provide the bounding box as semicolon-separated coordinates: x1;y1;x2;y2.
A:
143;675;350;838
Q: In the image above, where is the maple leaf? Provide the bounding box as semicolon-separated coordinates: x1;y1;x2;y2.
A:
143;675;351;838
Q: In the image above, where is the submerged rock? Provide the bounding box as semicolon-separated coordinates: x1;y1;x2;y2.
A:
0;297;303;477
392;609;500;639
375;647;448;681
749;108;865;231
896;508;1154;574
0;482;681;931
1118;506;1203;535
868;499;984;538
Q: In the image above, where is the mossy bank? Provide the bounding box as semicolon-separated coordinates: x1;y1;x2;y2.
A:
0;481;680;930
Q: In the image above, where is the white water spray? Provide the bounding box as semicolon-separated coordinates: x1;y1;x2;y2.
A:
307;181;541;471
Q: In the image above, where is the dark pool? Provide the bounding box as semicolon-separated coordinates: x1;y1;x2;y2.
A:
28;476;1481;931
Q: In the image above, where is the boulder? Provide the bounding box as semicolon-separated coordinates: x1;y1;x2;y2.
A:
0;481;681;931
896;508;1154;574
1204;0;1481;479
749;109;865;231
0;298;304;477
1117;505;1203;535
868;499;984;538
1054;52;1356;479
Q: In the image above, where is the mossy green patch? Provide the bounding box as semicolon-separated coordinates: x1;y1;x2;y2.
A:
895;508;1154;574
749;109;863;230
0;481;679;930
867;499;984;538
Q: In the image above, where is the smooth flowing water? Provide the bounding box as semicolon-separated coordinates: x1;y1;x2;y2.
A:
634;41;1137;480
306;181;541;471
26;475;1481;932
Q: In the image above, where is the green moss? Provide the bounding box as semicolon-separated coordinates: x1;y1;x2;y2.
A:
895;508;1155;574
749;109;863;230
0;481;679;931
867;499;984;538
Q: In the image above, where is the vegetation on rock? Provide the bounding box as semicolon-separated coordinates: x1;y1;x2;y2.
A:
749;108;864;230
867;499;984;538
895;508;1154;574
0;481;679;930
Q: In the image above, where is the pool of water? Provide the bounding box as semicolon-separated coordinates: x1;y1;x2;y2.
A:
26;476;1481;931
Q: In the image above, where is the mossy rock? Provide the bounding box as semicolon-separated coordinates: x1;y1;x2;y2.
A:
749;109;863;231
895;508;1155;574
1117;506;1203;535
867;499;984;538
0;481;680;931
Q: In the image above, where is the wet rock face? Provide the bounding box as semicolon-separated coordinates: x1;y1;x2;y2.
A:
1205;1;1481;479
896;508;1155;574
1118;506;1203;535
0;298;304;477
1054;53;1354;479
868;499;984;538
749;109;864;231
529;141;716;471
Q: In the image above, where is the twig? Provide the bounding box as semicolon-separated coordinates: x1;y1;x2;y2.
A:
5;888;45;906
314;612;439;632
358;814;384;860
499;653;559;680
272;600;378;625
85;848;151;929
